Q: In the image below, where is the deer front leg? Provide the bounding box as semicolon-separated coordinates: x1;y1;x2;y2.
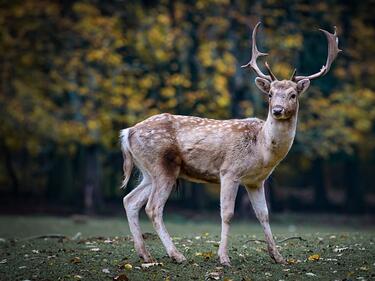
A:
246;182;286;264
218;176;239;266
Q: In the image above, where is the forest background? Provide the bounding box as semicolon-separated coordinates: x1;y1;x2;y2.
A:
0;0;374;216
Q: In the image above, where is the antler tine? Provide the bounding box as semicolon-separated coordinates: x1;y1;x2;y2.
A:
241;22;272;81
294;26;342;81
265;61;277;81
290;69;296;81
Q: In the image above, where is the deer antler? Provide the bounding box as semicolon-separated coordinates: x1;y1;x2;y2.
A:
265;61;277;81
241;22;277;81
293;26;342;81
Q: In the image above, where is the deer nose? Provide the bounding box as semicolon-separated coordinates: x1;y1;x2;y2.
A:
272;106;284;117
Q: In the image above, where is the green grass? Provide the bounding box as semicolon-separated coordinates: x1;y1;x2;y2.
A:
0;215;374;280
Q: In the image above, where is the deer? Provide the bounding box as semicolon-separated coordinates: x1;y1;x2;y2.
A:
120;22;341;266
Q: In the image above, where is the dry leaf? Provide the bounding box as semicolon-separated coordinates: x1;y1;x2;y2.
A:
70;257;81;264
305;272;316;277
196;251;214;260
141;262;163;268
205;271;222;280
308;254;320;261
113;273;129;281
102;268;110;274
287;258;297;264
124;263;132;270
333;247;348;253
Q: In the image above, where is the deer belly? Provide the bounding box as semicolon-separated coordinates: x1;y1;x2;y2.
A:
178;151;221;184
179;163;220;184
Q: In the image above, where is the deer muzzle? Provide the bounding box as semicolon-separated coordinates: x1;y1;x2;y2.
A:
272;105;284;119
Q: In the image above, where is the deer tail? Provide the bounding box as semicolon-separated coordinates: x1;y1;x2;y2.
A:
120;128;134;189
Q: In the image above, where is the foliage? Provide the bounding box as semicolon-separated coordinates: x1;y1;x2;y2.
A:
0;0;374;211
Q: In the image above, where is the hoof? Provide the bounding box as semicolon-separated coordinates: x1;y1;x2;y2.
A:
219;256;231;267
140;254;155;263
171;252;187;263
271;254;287;265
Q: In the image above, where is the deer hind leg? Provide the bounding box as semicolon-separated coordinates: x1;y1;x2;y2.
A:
246;182;286;264
123;174;153;262
146;163;186;263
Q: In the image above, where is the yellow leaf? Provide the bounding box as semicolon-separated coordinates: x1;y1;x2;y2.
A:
124;263;132;270
195;251;214;260
308;254;320;261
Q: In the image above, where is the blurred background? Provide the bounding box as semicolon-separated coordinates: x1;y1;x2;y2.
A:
0;0;374;218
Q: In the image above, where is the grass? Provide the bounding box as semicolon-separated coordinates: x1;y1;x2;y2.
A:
0;215;374;280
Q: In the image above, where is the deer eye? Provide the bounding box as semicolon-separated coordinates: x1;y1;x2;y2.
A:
290;94;296;99
268;93;272;98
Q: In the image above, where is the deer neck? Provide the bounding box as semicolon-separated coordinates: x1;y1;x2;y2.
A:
261;109;298;164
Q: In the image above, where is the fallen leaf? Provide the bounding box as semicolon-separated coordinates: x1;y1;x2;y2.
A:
124;263;132;270
205;271;222;280
0;259;7;264
287;258;297;264
113;273;128;281
141;262;163;268
305;272;316;277
308;254;320;261
102;268;110;274
196;251;214;260
325;258;338;261
333;247;348;253
70;257;81;264
73;275;82;280
90;248;100;252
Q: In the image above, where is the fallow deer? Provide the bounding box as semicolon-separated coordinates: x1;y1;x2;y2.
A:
120;22;341;266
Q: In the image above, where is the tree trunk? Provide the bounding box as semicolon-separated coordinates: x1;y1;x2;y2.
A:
0;139;19;196
312;158;329;210
83;145;102;215
345;154;364;214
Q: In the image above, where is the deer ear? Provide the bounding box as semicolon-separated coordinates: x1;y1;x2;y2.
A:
255;77;271;94
296;79;310;95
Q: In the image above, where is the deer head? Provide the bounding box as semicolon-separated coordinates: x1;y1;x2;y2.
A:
242;22;341;120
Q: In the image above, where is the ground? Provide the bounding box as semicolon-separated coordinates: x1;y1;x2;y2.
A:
0;215;374;281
